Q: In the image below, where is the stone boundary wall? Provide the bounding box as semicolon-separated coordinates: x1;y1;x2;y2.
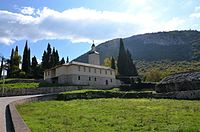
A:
8;94;58;132
58;90;200;100
0;85;118;97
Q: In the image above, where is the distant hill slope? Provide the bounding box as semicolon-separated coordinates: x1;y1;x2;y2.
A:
75;30;200;64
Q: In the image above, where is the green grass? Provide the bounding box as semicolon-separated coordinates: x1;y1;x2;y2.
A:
0;83;40;89
17;99;200;131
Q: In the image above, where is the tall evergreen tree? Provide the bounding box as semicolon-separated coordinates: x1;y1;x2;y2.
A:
7;48;14;76
126;50;138;76
117;38;128;75
60;57;65;64
22;41;30;73
0;56;4;78
46;43;52;68
111;57;116;70
31;56;38;78
66;56;69;63
42;51;48;70
117;38;138;76
55;50;59;65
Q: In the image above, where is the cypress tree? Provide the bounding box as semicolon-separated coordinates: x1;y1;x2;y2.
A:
22;41;30;73
117;38;127;75
32;56;38;78
55;50;59;65
8;48;14;76
126;50;138;76
111;57;116;70
42;51;48;70
46;43;52;69
60;57;65;64
66;56;69;63
51;47;56;67
117;38;138;76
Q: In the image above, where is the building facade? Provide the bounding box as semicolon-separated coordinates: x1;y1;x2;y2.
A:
44;43;119;86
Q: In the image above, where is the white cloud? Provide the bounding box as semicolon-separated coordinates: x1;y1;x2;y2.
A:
195;6;200;11
0;7;189;45
21;7;35;15
190;12;200;18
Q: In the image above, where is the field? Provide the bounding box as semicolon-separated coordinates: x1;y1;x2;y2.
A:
17;98;200;131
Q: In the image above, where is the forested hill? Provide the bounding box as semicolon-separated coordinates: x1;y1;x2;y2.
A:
75;30;200;64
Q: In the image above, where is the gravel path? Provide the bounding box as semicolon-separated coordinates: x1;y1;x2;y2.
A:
0;95;41;132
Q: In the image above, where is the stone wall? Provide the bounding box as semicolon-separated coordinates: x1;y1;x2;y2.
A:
8;94;58;132
0;85;118;97
156;70;200;93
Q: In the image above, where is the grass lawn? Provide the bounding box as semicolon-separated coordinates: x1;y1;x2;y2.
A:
17;99;200;132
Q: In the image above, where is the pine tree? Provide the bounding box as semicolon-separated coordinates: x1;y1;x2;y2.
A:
60;57;65;64
51;47;56;67
111;57;116;70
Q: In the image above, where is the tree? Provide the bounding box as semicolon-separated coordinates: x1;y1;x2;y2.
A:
117;38;128;75
12;46;20;71
103;57;112;67
0;56;4;78
22;41;30;74
66;56;69;63
111;57;116;70
31;56;39;78
126;50;138;76
60;57;65;64
117;38;138;76
42;51;48;70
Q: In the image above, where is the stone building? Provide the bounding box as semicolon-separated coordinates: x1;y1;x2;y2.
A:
44;43;119;86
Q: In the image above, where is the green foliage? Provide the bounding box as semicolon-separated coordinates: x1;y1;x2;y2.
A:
136;60;200;82
103;57;112;67
192;40;200;60
145;69;162;82
117;38;138;76
17;99;200;131
42;43;62;70
0;82;39;89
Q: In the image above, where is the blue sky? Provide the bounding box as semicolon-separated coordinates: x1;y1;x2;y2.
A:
0;0;200;62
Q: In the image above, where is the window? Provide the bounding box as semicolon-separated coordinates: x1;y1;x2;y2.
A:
89;77;91;81
110;79;112;82
100;69;101;74
78;76;80;80
94;68;96;73
89;68;91;72
84;67;86;72
110;70;112;75
94;78;96;81
78;66;81;71
105;70;107;74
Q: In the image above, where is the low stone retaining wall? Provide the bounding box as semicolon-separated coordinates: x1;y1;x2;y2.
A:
8;94;58;132
0;85;117;97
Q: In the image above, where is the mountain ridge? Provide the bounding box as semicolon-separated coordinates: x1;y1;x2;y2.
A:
75;30;200;64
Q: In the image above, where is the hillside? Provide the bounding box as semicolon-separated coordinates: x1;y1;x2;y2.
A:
75;30;200;63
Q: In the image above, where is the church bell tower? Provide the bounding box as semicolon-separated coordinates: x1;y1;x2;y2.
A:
88;41;100;65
